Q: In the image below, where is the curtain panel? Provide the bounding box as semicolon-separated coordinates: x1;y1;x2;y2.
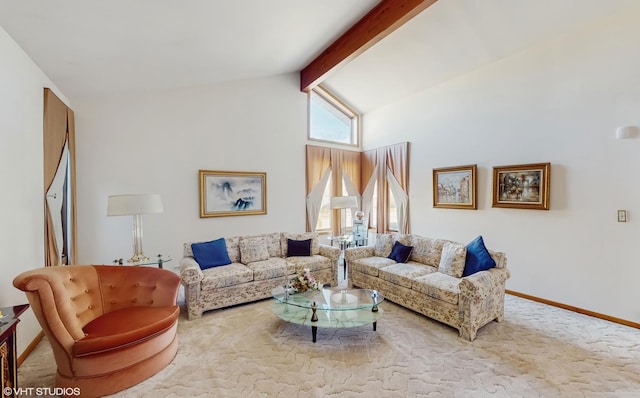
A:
306;142;409;235
43;88;77;266
305;145;361;234
362;142;410;234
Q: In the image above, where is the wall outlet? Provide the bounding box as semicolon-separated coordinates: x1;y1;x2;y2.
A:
617;210;628;222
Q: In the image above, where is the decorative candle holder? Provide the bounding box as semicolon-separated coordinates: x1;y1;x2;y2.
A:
311;301;318;322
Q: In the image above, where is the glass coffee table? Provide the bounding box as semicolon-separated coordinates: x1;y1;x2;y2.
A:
272;287;384;343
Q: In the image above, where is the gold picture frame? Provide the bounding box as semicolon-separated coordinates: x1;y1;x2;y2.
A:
492;163;550;210
433;164;477;209
199;170;267;218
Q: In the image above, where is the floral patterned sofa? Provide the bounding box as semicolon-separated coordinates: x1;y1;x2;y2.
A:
345;234;509;341
180;232;340;320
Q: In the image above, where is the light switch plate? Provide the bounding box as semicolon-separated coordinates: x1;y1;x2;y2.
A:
617;210;628;222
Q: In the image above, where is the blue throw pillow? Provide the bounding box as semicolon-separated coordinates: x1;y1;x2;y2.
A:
287;238;311;257
462;236;496;277
388;241;413;263
191;238;232;270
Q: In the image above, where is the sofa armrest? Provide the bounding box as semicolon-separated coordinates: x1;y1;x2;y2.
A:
459;267;510;301
345;246;375;262
180;257;204;285
319;244;340;262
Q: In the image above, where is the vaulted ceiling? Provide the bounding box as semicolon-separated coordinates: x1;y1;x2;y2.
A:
1;0;638;113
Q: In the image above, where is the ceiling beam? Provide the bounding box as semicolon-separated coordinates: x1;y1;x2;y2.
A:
300;0;437;92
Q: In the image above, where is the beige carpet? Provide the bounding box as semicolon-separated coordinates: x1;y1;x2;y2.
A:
18;294;640;397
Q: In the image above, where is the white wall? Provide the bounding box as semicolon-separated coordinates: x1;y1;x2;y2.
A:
363;9;640;322
0;26;70;354
73;74;309;266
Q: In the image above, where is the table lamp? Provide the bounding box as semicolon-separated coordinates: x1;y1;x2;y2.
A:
330;195;358;237
107;193;163;263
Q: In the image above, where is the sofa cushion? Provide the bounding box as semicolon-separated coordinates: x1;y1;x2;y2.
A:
75;306;179;357
191;238;232;269
240;236;269;264
287;238;311;256
256;232;282;258
489;250;506;269
201;263;253;290
224;236;241;263
245;257;289;281
412;272;461;305
463;236;496;277
378;262;437;289
409;236;447;267
374;234;394;257
286;255;331;274
394;234;412;246
282;232;319;256
388;241;413;263
350;256;396;277
438;242;467;278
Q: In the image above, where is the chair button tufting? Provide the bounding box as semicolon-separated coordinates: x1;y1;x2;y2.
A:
110;300;116;304
85;289;89;293
132;298;138;303
135;282;140;287
88;305;93;309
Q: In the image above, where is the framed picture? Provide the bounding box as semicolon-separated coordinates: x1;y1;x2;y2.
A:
199;170;267;217
433;164;477;209
492;163;550;210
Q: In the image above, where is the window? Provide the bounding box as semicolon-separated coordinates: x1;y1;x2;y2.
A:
309;86;359;146
315;173;332;231
370;181;378;228
315;175;357;233
388;187;399;232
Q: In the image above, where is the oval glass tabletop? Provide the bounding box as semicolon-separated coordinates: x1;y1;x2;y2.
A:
271;286;384;311
271;287;384;342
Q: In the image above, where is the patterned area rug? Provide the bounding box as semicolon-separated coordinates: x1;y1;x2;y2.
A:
18;295;640;397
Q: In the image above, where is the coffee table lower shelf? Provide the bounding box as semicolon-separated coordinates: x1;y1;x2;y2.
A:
272;302;384;343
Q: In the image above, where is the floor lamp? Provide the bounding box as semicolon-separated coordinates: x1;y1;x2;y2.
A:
330;195;359;237
107;194;163;263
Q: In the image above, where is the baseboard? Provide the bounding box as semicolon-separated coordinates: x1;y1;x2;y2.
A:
18;330;44;367
506;290;640;330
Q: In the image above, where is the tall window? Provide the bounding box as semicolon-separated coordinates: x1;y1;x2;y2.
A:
370;181;378;228
314;175;356;232
309;86;359;146
388;187;398;231
315;173;332;231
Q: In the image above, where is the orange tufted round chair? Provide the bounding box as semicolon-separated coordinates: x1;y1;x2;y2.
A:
13;265;181;398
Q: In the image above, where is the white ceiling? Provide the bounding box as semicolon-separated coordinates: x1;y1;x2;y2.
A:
325;0;640;113
0;0;377;99
1;0;638;113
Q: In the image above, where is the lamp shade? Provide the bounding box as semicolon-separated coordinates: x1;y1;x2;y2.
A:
330;195;358;209
107;194;163;216
616;126;638;139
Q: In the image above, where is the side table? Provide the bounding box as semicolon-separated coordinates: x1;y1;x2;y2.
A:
112;255;172;269
1;304;29;396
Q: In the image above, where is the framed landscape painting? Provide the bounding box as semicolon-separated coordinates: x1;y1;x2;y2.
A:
492;163;550;210
433;164;477;209
199;170;267;217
